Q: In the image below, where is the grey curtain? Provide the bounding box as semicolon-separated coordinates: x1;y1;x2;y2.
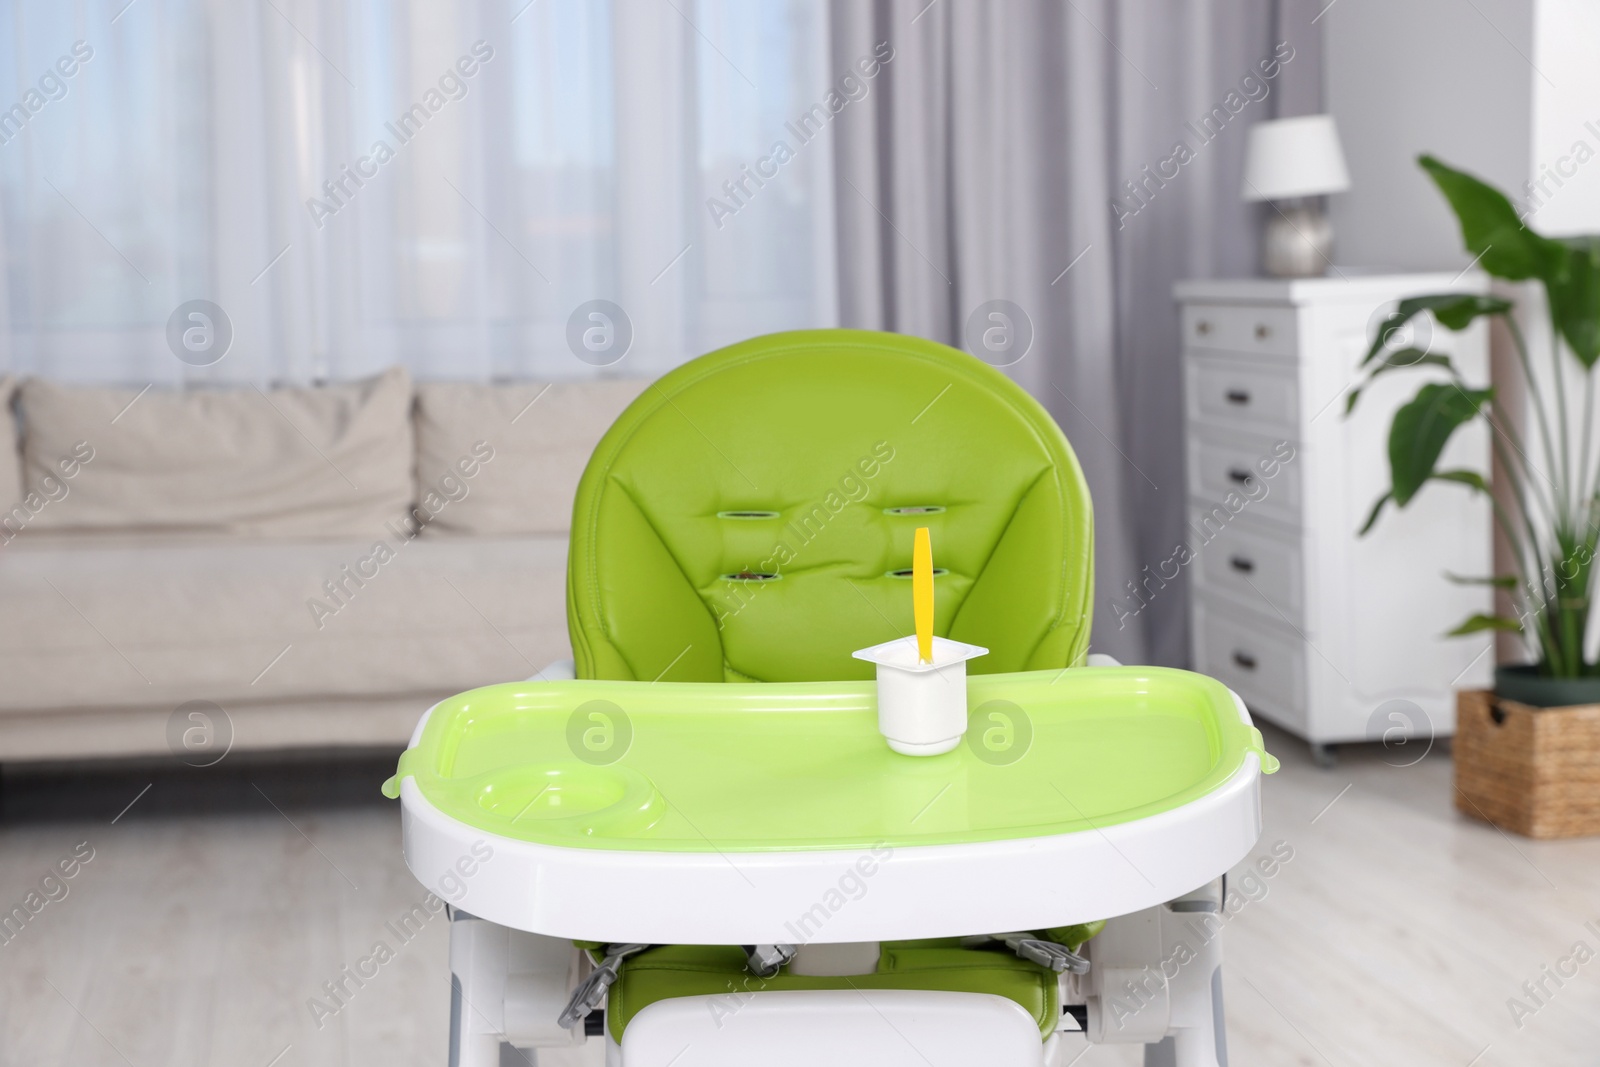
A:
831;0;1322;665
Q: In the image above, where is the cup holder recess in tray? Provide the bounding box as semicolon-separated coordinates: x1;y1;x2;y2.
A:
472;763;664;839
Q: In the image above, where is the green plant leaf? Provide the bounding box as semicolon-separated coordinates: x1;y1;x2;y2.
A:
1359;471;1487;536
1388;383;1493;505
1431;468;1490;493
1419;156;1600;369
1444;572;1518;589
1446;613;1523;636
1419;155;1562;281
1381;348;1456;371
1358;490;1392;536
1363;294;1510;367
1346;348;1458;414
1433;294;1515;330
1546;235;1600;368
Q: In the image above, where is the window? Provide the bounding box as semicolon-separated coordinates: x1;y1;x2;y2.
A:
0;0;835;384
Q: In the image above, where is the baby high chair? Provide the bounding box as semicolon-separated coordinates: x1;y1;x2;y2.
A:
385;329;1275;1067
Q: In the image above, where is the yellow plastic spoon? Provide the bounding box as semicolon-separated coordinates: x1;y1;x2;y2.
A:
913;526;934;664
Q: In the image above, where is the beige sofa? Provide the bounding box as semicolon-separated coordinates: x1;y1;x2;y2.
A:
0;369;648;762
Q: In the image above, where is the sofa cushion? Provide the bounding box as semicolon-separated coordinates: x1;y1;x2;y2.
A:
0;376;19;512
0;530;571;714
414;379;650;535
17;367;414;538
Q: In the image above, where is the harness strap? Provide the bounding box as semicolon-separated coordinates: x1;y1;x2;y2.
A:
993;933;1090;975
558;943;651;1029
741;943;798;978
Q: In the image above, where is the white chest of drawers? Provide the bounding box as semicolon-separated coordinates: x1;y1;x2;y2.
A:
1174;274;1495;760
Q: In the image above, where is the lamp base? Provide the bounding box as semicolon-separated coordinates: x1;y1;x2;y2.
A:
1262;204;1333;278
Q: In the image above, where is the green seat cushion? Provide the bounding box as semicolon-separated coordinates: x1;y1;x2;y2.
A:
607;941;1059;1042
567;329;1095;684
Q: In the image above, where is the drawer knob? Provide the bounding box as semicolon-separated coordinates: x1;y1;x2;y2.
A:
1229;555;1255;574
1224;388;1251;405
1196;320;1212;336
1232;651;1258;671
1227;467;1254;486
1254;323;1272;340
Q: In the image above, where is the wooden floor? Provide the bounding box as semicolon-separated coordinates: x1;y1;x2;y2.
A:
1;723;1597;1066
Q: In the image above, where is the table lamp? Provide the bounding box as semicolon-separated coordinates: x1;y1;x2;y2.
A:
1241;114;1351;277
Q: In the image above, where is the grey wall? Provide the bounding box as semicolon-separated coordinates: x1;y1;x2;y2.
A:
1325;0;1533;271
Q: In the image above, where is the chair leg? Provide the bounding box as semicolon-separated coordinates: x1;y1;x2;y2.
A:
1088;882;1230;1066
452;1028;503;1067
1144;1036;1177;1067
1148;964;1227;1067
449;909;596;1066
449;910;510;1067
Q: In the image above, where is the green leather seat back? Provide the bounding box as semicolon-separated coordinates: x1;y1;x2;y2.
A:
567;329;1095;682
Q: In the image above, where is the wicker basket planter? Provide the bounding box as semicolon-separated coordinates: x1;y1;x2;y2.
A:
1455;689;1600;839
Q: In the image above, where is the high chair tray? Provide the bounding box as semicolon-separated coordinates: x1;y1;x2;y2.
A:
389;666;1275;943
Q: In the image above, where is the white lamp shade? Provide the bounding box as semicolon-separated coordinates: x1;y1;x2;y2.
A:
1241;115;1351;201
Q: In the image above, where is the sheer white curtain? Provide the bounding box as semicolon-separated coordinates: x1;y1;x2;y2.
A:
0;0;836;385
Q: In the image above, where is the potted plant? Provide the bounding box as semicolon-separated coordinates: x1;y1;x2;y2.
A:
1347;154;1600;838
